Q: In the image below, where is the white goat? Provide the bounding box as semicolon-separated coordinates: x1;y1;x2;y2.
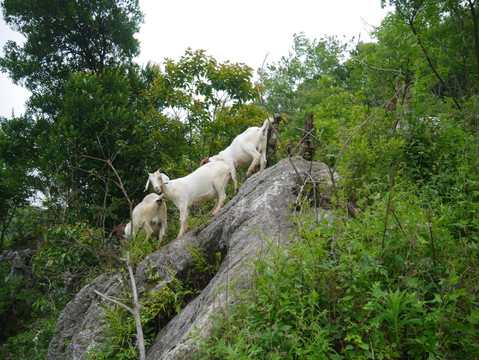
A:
124;193;167;248
145;159;231;238
201;117;272;194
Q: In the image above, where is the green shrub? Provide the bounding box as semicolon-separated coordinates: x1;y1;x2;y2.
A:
201;195;479;359
0;315;58;360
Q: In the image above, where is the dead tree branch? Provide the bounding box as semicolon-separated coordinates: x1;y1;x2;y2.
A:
352;57;406;74
94;251;146;360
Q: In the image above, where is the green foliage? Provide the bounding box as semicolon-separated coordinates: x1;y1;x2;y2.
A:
187;244;221;276
0;0;143;97
0;315;58;360
33;222;101;283
102;303;138;355
383;0;479;99
144;50;263;170
39;67;152;226
84;343;117;360
2;0;479;356
202;195;479;359
94;243;223;359
143;275;195;322
1;206;45;250
0;117;39;249
259;32;347;121
0;262;41;342
97;272;195;359
121;231;159;266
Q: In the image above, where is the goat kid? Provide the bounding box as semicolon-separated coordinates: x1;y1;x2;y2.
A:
200;117;272;194
124;193;167;249
145;159;231;238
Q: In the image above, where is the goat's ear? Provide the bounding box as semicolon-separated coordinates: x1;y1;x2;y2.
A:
144;178;150;192
161;174;169;184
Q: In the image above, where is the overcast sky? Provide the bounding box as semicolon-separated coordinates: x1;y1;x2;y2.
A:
0;0;392;118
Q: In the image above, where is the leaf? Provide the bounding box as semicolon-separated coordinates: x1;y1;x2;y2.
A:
466;308;479;325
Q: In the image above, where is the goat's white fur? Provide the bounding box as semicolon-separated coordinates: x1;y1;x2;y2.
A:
207;117;272;194
145;159;231;238
125;193;167;248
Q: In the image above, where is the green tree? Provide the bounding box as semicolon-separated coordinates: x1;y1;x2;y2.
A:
0;0;143;115
38;51;261;228
145;49;262;170
258;33;346;121
0;0;145;229
0;116;37;249
38;67;157;228
381;0;479;107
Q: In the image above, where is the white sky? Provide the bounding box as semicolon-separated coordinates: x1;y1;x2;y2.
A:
0;0;391;118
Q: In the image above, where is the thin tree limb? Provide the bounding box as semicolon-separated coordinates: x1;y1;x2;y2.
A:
93;289;135;315
94;251;146;360
332;95;397;175
352;56;406;74
83;154;134;237
395;0;462;109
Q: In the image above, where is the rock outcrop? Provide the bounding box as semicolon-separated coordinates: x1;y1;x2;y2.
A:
47;157;335;360
1;249;36;286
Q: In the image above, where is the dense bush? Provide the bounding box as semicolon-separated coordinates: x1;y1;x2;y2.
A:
201;192;479;359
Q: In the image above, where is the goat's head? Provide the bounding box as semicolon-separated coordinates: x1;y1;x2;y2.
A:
145;170;170;193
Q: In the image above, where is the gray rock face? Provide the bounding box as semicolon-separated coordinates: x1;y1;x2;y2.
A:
1;249;36;286
47;157;334;360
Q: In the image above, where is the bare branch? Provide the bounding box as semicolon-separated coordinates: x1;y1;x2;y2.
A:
352;56;406;74
82;154;134;235
93;251;146;360
93;289;135;315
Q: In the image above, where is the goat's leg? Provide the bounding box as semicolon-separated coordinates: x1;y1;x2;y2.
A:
210;191;226;217
143;229;152;244
259;154;267;171
210;179;228;216
157;225;166;249
177;207;189;238
223;159;238;194
157;233;165;249
247;151;261;177
230;166;239;194
238;142;262;178
259;136;268;171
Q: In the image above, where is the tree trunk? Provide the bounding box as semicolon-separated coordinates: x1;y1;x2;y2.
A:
266;115;282;164
300;111;315;161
